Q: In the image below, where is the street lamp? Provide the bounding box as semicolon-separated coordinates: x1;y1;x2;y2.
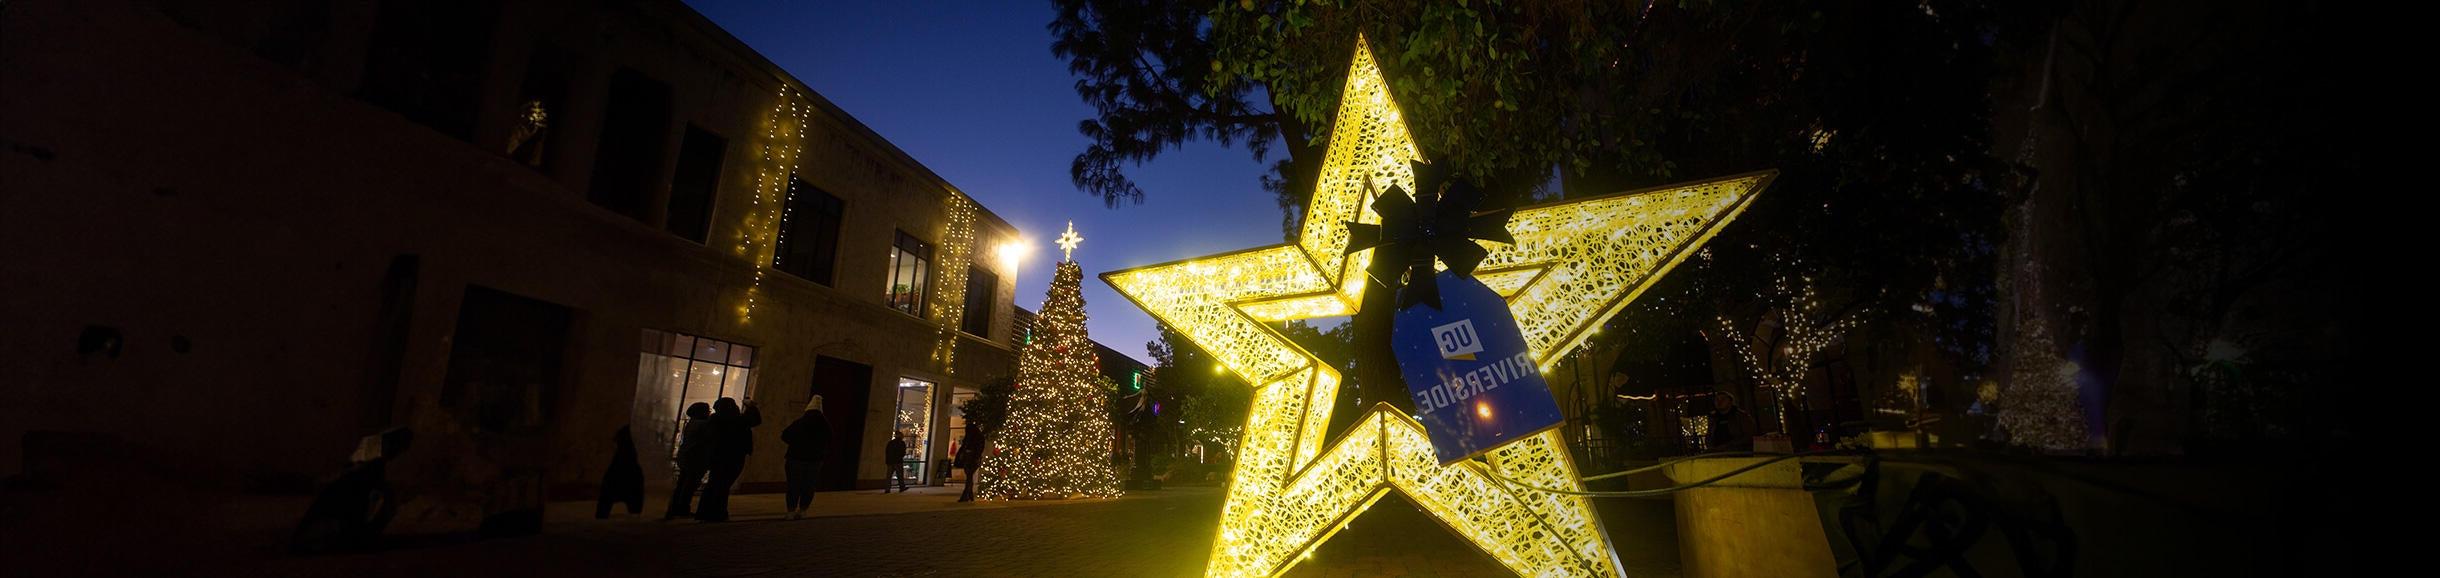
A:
996;239;1030;276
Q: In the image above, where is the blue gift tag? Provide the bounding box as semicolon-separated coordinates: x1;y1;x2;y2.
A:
1392;270;1566;465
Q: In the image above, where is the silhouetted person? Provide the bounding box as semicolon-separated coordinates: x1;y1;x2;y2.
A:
664;402;713;520
882;432;909;493
1705;392;1753;452
597;425;646;519
780;395;830;520
955;427;985;502
292;427;412;554
695;397;761;521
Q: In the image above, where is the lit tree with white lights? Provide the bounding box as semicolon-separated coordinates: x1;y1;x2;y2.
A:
1996;242;2089;451
1714;254;1869;435
979;223;1123;500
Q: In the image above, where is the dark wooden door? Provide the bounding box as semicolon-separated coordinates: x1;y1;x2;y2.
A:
810;355;871;490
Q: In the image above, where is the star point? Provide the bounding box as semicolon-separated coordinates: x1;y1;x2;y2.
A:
1102;39;1772;577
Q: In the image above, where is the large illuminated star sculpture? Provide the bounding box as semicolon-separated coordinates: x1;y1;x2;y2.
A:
1103;40;1775;577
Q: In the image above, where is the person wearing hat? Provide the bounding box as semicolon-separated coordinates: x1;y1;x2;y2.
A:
779;395;831;520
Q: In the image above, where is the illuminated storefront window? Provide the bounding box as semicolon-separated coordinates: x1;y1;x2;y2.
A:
886;231;933;316
637;329;755;465
895;377;936;481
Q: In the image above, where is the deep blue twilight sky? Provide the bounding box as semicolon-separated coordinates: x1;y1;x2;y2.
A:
685;1;1286;364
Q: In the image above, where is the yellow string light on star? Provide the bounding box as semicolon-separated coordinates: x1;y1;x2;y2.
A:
1102;39;1774;577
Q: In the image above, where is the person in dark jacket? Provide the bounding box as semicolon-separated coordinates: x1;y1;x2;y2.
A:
695;397;761;522
1704;392;1753;452
882;432;909;493
291;427;412;554
664;402;714;520
597;425;646;518
780;395;830;520
955;427;986;502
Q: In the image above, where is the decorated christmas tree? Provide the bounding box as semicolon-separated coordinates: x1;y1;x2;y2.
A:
979;223;1123;500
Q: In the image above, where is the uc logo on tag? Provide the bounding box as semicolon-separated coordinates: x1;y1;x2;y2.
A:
1431;319;1484;361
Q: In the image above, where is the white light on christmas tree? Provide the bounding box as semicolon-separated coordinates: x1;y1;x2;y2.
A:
1056;221;1084;261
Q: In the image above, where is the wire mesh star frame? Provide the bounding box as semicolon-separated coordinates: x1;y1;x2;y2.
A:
1102;40;1775;577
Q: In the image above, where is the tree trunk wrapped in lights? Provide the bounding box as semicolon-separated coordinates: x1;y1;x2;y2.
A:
979;242;1123;500
1715;258;1868;435
1996;244;2090;452
1999;320;2089;451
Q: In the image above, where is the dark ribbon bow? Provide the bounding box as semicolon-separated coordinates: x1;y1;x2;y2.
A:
1343;162;1516;310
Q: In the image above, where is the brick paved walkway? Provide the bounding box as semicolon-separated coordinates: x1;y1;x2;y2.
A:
209;485;1680;577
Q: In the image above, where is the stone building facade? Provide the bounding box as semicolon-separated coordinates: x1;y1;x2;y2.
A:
1;0;1023;527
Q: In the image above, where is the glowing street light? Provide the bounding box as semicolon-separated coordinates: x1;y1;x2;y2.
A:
996;238;1031;275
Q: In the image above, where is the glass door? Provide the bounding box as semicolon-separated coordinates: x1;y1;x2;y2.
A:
893;378;936;482
944;387;977;481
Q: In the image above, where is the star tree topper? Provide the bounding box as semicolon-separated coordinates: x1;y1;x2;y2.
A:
1057;220;1085;262
1103;39;1774;577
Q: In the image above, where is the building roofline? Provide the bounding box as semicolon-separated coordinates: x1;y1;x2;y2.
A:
650;1;1017;232
1014;306;1150;368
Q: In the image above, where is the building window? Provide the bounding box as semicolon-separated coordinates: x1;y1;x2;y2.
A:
357;0;497;141
506;99;552;166
507;47;572;169
665;126;726;243
886;231;933;316
960;265;995;336
773;175;843;285
636;329;756;463
1012;307;1037;347
588;68;672;222
155;0;335;73
441;287;571;435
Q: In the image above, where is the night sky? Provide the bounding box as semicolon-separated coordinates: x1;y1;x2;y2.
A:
686;0;1285;364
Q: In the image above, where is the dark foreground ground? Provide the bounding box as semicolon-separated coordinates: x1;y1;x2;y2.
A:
5;484;1681;577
